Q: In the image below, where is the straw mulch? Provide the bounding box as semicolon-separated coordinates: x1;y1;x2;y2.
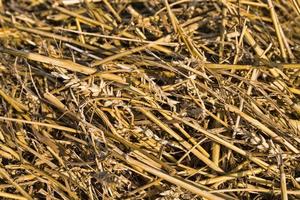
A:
0;0;300;199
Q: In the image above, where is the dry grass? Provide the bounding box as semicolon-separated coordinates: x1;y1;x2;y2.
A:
0;0;300;199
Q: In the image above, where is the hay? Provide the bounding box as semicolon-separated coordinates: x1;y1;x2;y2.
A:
0;0;300;199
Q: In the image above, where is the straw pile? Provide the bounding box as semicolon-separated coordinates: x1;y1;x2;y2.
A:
0;0;300;199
